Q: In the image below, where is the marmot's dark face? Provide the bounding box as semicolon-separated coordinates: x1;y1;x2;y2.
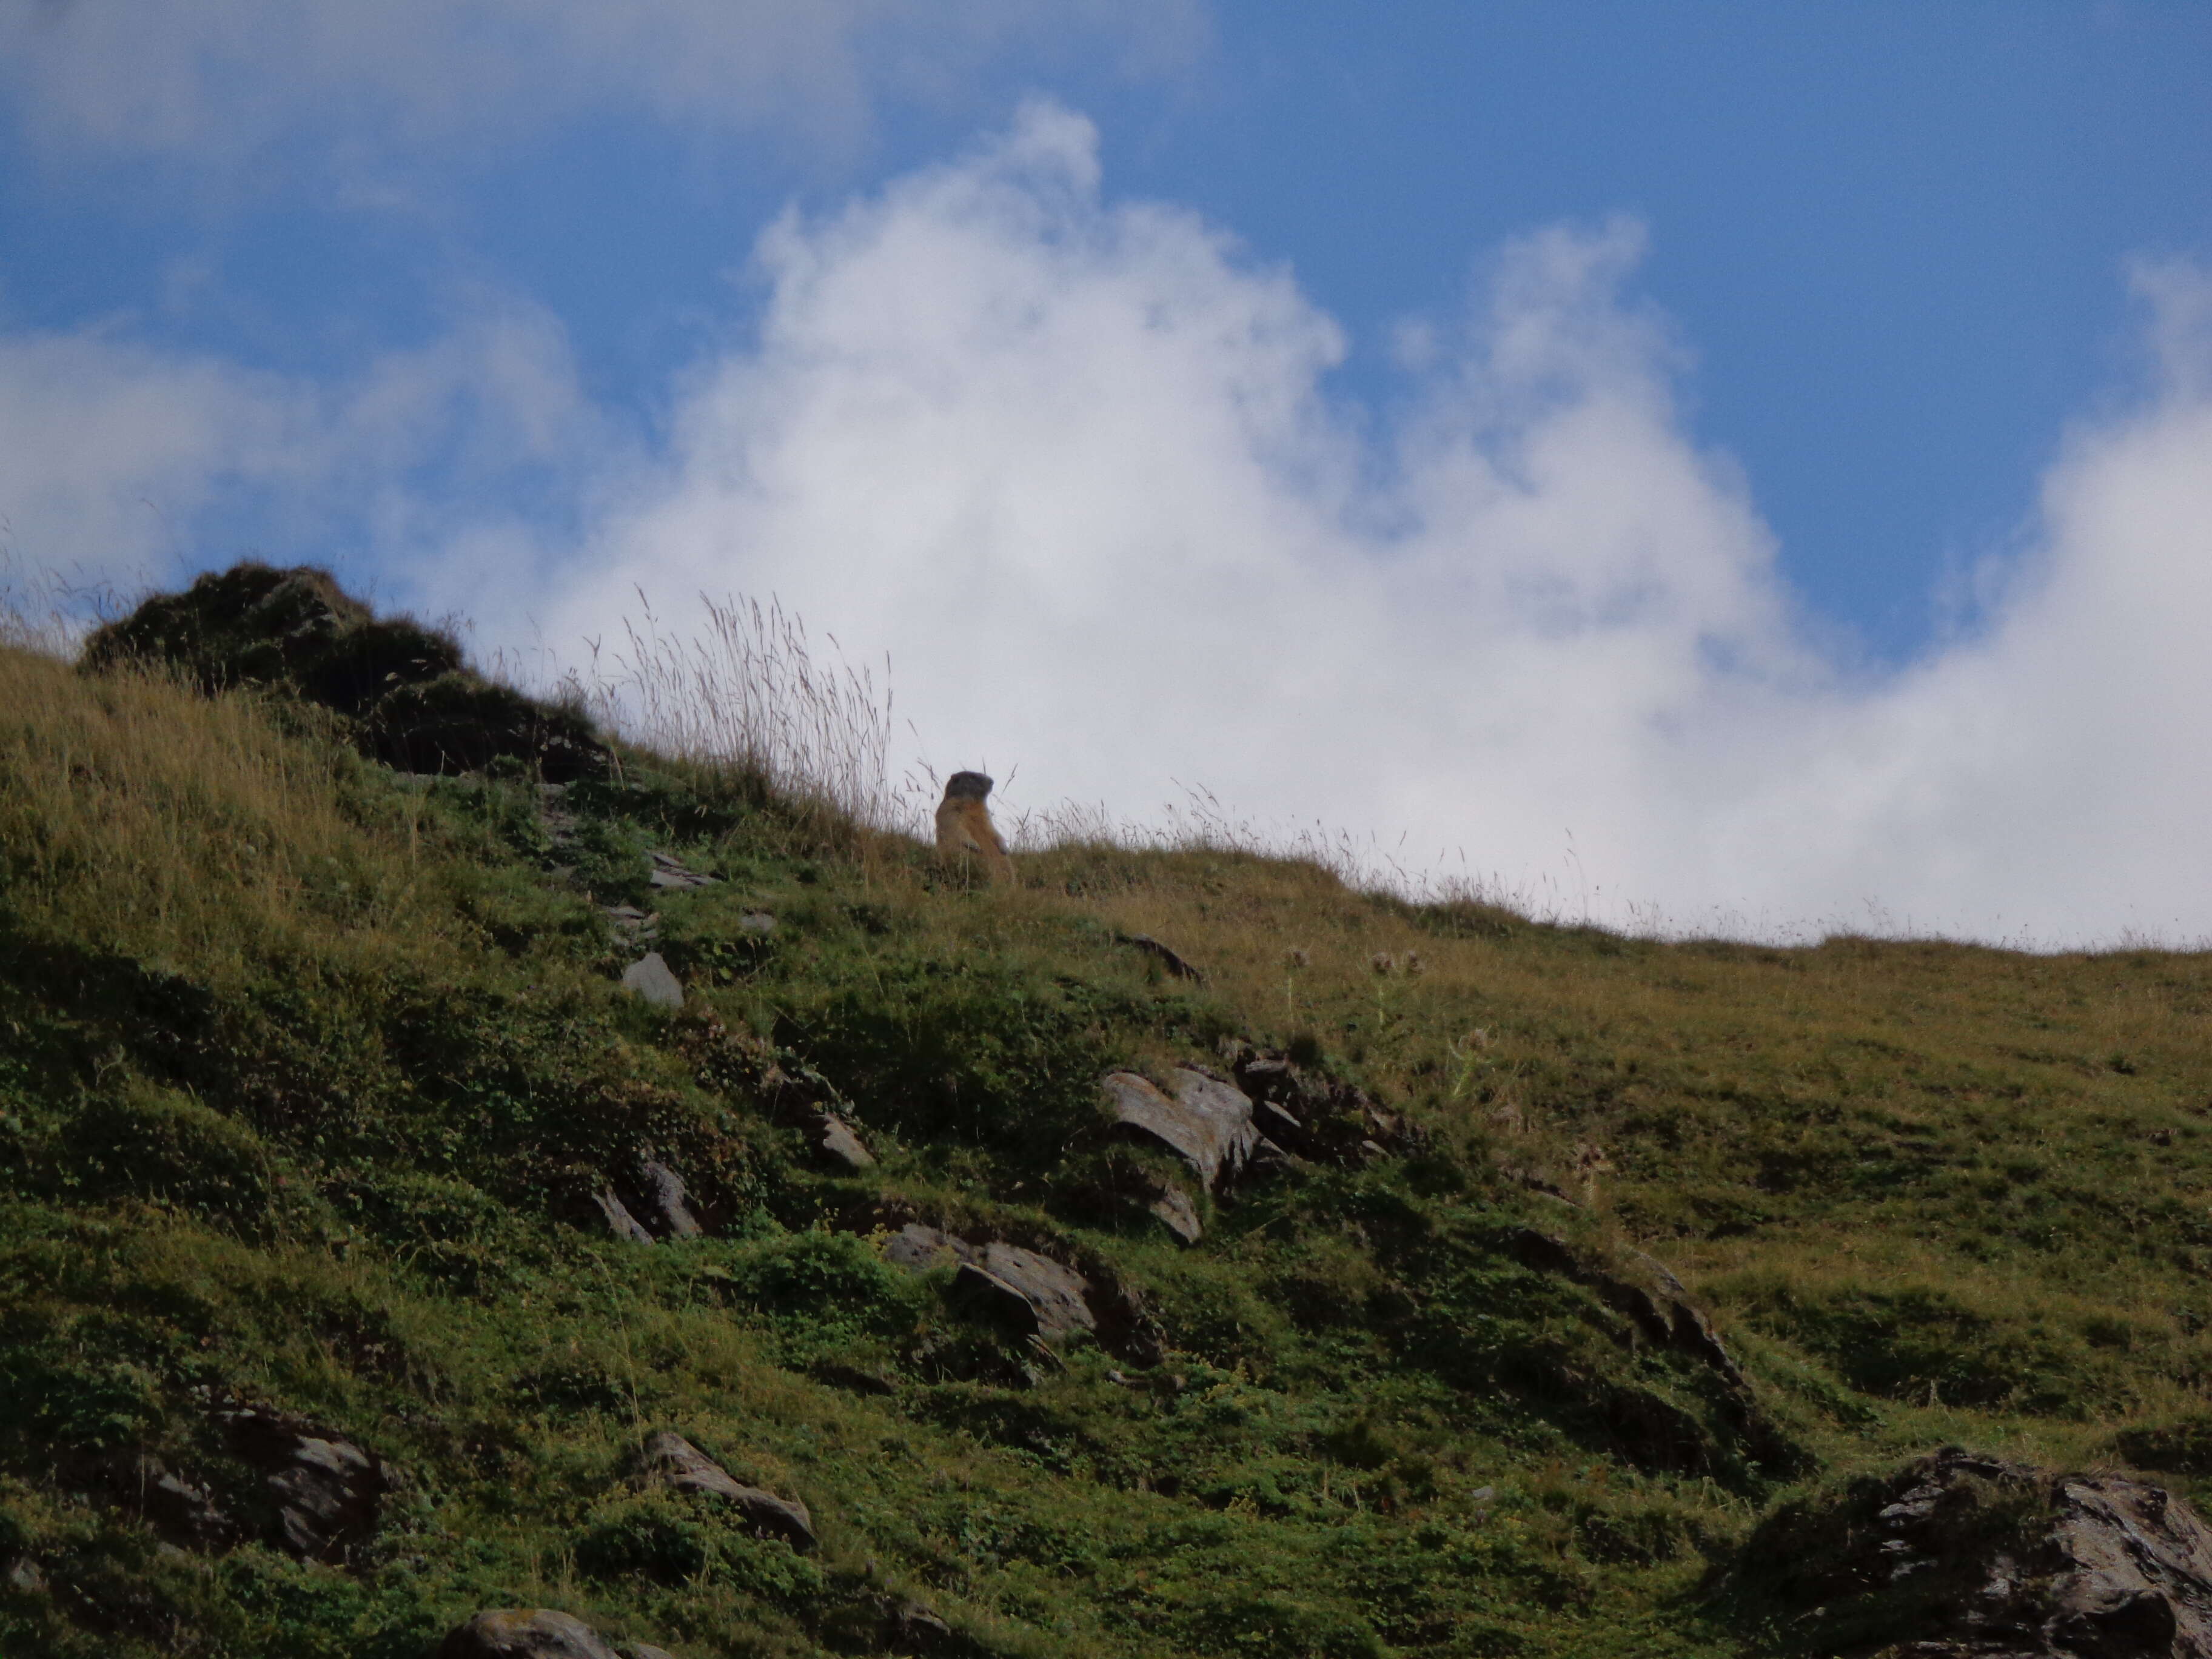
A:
943;771;994;802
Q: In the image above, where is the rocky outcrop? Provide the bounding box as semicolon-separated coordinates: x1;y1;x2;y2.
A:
222;1406;386;1563
878;1222;1161;1363
1221;1042;1414;1165
632;1431;816;1552
83;561;609;780
885;1225;1097;1343
1102;1069;1274;1190
1730;1446;2212;1657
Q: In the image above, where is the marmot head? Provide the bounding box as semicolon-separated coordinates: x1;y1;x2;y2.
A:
942;771;994;802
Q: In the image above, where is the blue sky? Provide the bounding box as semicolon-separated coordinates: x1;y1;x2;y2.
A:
3;2;2210;940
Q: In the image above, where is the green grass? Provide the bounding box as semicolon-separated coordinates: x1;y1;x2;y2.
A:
5;617;2212;1658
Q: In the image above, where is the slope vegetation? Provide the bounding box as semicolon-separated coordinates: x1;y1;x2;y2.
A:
4;567;2210;1659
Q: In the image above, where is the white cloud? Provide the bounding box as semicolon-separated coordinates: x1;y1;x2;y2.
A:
5;103;2207;945
0;0;1202;166
504;104;2212;945
0;329;302;593
0;297;611;618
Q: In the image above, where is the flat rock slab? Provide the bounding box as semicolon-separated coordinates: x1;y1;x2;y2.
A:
620;952;683;1008
648;851;719;890
635;1431;815;1552
440;1610;621;1659
817;1113;875;1171
1102;1068;1265;1190
594;1188;654;1245
882;1224;1097;1341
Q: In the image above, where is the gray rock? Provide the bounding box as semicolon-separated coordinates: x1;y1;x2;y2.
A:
817;1114;875;1171
634;1431;816;1552
978;1244;1095;1340
439;1609;622;1659
594;1188;655;1245
883;1222;970;1274
737;911;777;936
950;1262;1043;1338
620;952;683;1008
1148;1185;1203;1245
269;1438;382;1560
223;1408;385;1563
882;1225;1098;1342
1102;1068;1263;1190
648;851;719;890
4;1555;45;1592
637;1158;703;1238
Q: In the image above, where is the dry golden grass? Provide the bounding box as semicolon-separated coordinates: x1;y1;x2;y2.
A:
588;592;902;840
0;644;444;979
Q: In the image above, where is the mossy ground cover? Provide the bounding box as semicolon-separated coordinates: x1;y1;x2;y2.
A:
4;603;2211;1658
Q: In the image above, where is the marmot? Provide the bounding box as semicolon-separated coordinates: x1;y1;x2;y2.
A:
934;771;1014;884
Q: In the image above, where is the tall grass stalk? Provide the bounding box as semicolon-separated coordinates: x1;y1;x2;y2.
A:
591;592;899;840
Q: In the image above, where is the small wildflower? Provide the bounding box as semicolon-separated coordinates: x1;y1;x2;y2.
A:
1370;951;1395;974
1287;947;1310;969
1404;951;1425;976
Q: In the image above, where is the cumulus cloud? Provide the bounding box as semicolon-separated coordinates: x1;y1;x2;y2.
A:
495;104;2211;944
0;298;611;619
0;0;1201;164
5;102;2206;944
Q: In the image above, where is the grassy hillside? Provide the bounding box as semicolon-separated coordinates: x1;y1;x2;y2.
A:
4;571;2211;1659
